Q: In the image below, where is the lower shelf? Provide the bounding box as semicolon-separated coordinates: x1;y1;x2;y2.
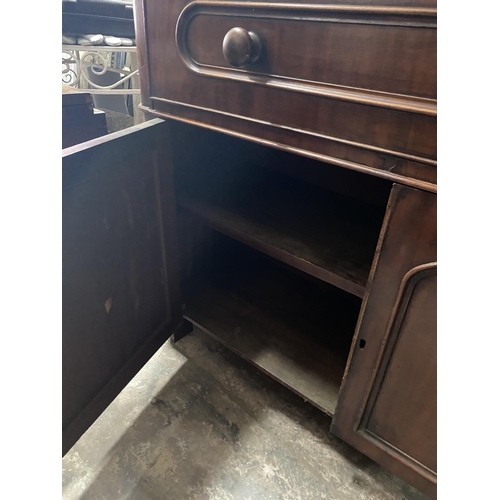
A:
183;252;360;416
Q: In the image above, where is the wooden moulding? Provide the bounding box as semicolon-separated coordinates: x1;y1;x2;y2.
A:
176;1;436;116
142;103;437;193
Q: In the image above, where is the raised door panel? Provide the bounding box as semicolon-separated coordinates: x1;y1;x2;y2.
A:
62;119;183;455
332;184;437;498
363;264;437;472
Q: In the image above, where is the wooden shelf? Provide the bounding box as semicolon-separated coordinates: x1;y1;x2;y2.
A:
178;171;382;298
183;250;360;416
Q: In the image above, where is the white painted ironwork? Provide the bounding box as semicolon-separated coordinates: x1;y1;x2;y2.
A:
62;44;140;95
62;49;80;86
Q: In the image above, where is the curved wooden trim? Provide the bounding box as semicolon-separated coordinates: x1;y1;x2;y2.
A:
357;262;437;479
359;263;437;419
175;1;436;116
400;262;437;287
188;2;437;16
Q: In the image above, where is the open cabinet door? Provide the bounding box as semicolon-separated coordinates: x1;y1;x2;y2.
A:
332;185;437;499
62;119;183;455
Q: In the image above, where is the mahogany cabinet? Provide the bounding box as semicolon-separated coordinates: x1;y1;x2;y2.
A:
62;0;436;497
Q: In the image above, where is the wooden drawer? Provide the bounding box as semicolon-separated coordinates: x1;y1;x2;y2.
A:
136;0;436;190
180;4;436;103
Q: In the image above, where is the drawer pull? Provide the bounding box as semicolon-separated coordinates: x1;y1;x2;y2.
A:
222;27;262;68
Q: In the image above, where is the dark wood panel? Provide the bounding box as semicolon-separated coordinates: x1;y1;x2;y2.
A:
62;84;93;107
62;119;183;455
186;11;436;99
62;109;108;148
332;184;437;498
183;242;361;416
140;0;437;162
177;164;386;297
146;100;437;191
150;82;436;159
168;117;393;205
364;267;437;472
62;85;108;148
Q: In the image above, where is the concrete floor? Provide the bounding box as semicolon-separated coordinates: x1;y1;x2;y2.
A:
62;328;430;500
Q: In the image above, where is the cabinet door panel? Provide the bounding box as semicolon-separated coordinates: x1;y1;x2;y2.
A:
332;185;436;498
363;265;436;472
62;119;182;455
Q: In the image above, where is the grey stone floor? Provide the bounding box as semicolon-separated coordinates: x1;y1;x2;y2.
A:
62;328;430;500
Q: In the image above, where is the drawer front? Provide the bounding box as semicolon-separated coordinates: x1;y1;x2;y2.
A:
138;0;437;186
181;4;436;102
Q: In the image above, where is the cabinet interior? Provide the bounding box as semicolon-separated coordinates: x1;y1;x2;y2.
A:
171;123;392;415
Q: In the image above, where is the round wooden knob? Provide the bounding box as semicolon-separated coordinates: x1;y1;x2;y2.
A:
222;27;262;68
